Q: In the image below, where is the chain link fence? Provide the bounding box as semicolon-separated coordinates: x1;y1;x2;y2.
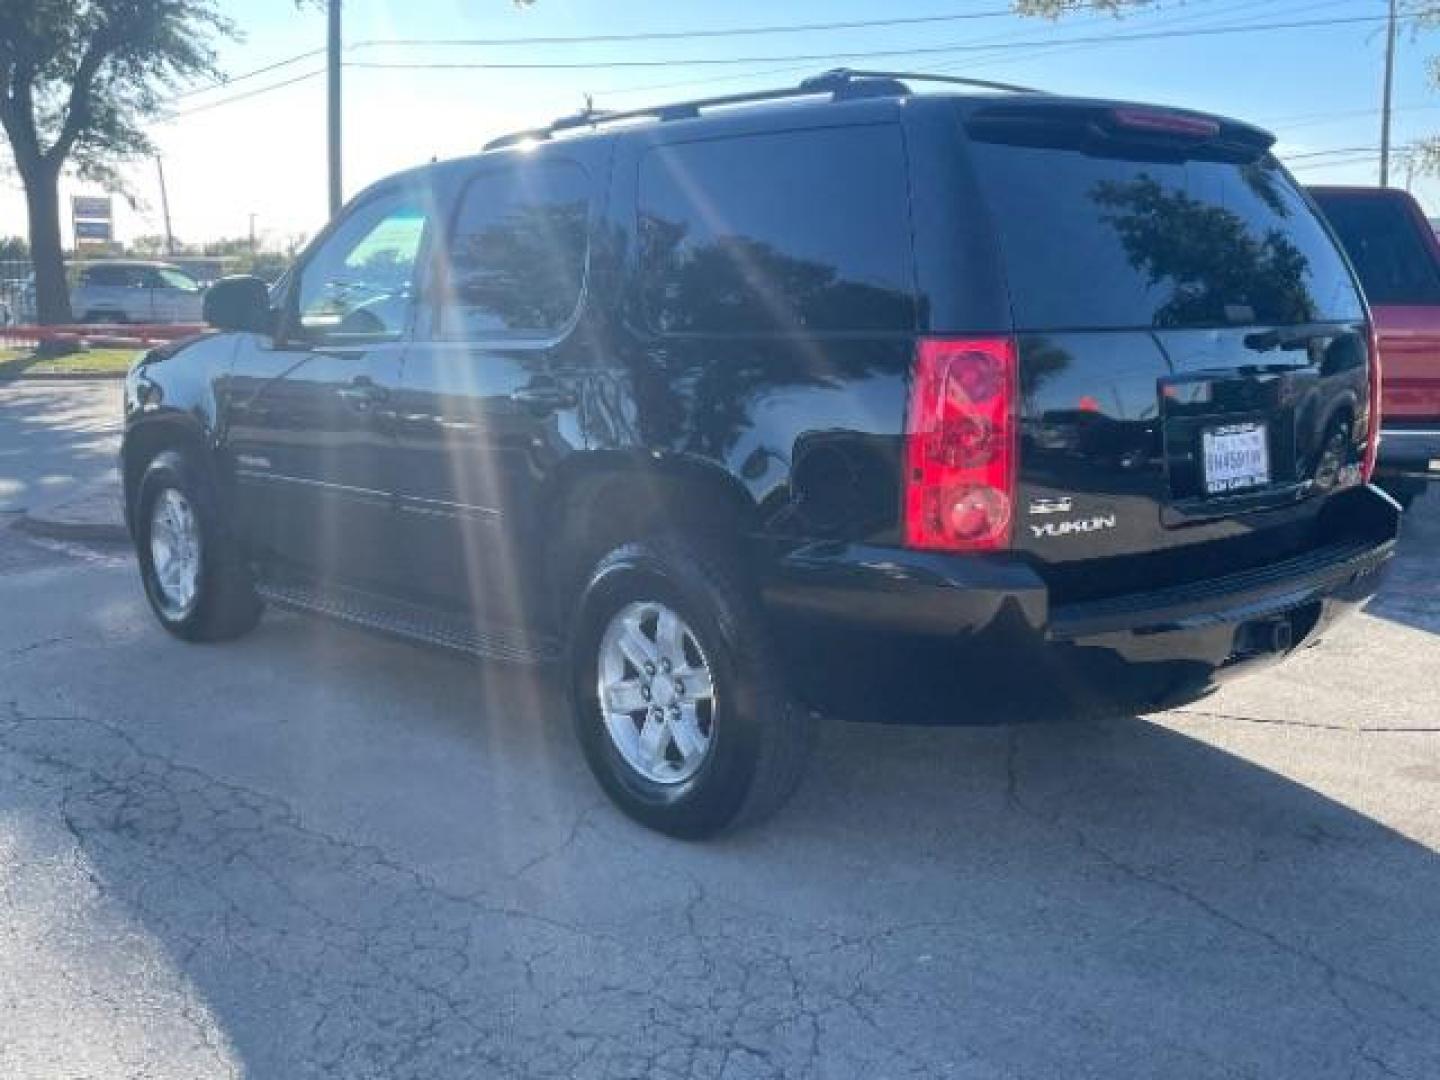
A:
0;259;34;326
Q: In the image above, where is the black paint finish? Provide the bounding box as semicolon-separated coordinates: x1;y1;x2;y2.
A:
122;87;1399;720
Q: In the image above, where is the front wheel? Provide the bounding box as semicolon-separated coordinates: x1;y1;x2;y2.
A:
569;536;814;839
135;450;263;642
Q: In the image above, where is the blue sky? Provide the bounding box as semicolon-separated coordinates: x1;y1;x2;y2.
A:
3;0;1437;248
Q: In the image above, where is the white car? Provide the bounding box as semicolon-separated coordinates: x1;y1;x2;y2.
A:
70;260;205;324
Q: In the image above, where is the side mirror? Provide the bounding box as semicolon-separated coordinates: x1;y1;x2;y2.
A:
202;275;272;333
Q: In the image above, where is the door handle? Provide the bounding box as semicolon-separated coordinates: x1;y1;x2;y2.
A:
337;376;388;411
510;381;577;413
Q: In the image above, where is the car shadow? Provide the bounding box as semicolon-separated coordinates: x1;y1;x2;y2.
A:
1364;485;1440;636
9;591;1439;1078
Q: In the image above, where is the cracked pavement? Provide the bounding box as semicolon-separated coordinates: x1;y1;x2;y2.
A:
0;494;1437;1078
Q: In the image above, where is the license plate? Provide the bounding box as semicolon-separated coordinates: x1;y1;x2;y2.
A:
1202;423;1270;495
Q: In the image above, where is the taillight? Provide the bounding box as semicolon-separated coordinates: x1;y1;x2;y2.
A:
1364;323;1383;482
903;337;1018;552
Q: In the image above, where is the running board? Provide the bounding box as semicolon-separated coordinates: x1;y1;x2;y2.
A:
256;579;560;665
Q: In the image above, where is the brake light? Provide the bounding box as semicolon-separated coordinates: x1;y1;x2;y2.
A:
903;337;1018;552
1364;323;1383;482
1108;108;1220;140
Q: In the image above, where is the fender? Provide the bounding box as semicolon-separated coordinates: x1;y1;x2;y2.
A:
121;334;242;531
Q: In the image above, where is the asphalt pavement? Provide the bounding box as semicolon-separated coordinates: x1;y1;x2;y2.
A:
0;381;1437;1079
0;379;120;516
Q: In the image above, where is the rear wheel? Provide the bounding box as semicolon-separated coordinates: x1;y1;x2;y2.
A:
569;535;813;838
135;450;263;642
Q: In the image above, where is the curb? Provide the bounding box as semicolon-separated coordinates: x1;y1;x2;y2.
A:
14;513;129;544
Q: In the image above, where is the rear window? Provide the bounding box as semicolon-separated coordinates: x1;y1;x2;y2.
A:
1309;192;1440;307
968;145;1364;330
84;264;134;287
441;159;590;338
637;125;917;335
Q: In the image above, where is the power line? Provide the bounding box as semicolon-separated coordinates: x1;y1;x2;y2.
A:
354;7;1034;48
172;49;327;100
171;1;1178;106
1284;145;1382;161
168;5;1085;101
343;14;1391;72
165;69;327;118
157;10;1394;122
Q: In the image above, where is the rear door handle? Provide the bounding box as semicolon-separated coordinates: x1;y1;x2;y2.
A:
510;382;577;413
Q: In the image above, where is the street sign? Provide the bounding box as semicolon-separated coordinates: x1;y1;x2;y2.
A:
73;220;113;242
71;195;112;220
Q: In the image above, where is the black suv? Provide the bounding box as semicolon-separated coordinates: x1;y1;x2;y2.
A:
123;71;1399;837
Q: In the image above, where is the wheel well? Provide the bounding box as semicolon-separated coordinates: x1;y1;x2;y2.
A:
122;421;210;528
546;464;756;619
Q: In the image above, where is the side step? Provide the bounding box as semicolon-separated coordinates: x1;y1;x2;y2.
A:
256;579;561;665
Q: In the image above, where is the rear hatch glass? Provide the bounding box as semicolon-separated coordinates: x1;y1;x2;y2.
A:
960;102;1370;600
967;133;1363;332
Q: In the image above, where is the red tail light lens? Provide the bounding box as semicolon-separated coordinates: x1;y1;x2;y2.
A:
903;337;1018;552
1365;323;1383;482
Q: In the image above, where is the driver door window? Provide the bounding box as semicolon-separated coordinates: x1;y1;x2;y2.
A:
296;195;428;344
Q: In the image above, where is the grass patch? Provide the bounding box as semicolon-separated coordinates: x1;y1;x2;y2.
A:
0;346;139;378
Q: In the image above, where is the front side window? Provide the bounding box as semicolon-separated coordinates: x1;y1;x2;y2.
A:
438;159;591;338
636;125;917;335
297;193;428;343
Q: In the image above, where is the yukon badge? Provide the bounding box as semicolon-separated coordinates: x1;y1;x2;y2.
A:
1031;514;1118;540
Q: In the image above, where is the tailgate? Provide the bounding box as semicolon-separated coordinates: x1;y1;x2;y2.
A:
1374;306;1440;422
960;100;1372;603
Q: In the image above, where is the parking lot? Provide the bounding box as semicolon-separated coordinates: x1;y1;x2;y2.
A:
0;384;1436;1078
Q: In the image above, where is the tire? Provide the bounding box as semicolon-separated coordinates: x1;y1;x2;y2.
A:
135;449;263;643
569;535;814;839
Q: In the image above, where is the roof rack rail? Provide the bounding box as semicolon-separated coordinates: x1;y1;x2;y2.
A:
482;68;1041;152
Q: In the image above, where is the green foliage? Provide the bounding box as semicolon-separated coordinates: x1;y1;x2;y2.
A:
1012;0;1157;16
0;0;236;185
0;236;28;260
0;1;237;320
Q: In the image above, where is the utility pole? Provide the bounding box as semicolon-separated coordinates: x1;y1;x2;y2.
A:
155;155;175;256
328;0;342;218
248;212;258;254
1381;0;1398;187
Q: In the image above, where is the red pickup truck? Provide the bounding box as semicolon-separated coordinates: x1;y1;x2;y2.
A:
1310;186;1440;506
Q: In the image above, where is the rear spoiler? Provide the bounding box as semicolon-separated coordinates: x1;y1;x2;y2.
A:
964;100;1275;164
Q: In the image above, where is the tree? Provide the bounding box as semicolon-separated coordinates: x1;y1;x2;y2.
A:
0;235;28;261
0;1;235;323
1013;1;1153;15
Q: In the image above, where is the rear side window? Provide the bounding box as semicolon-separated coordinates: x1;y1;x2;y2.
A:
968;145;1365;330
637;125;917;334
84;265;132;287
440;160;590;337
1310;193;1440;307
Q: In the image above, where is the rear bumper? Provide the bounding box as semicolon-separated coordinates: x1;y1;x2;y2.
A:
1377;426;1440;481
765;485;1399;720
